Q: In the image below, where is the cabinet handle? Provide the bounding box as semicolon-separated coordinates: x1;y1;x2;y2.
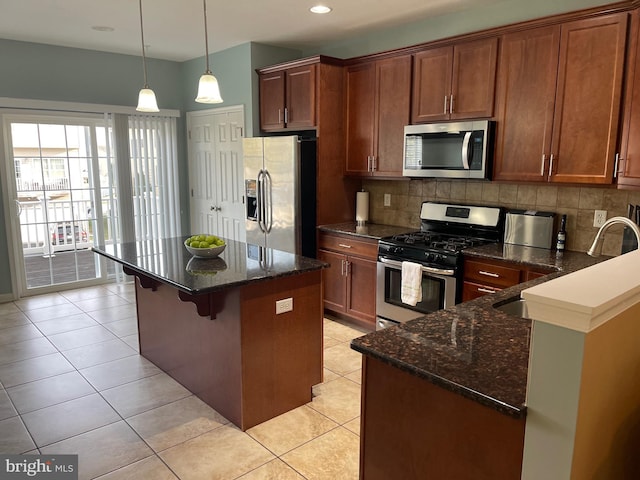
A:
443;96;448;115
372;156;377;171
345;261;351;275
278;109;282;124
541;154;546;177
449;94;454;114
341;259;345;276
284;107;288;125
479;270;499;278
548;154;554;177
614;153;621;179
338;243;353;249
478;287;497;294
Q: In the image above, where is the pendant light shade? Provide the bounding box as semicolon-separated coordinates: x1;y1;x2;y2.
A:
137;88;159;112
195;0;223;104
196;73;223;104
136;0;159;112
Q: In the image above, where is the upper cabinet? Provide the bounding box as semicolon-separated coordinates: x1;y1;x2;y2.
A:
493;13;628;184
618;10;640;189
411;38;498;123
259;63;316;131
345;55;412;177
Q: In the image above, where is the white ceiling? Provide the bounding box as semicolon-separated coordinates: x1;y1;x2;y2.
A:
0;0;502;62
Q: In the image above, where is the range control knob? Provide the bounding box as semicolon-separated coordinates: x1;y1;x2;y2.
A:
390;246;403;255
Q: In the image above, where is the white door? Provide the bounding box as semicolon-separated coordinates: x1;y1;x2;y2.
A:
187;106;246;242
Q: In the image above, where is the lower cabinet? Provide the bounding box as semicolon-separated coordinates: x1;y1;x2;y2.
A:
462;256;553;301
318;231;377;328
359;355;526;479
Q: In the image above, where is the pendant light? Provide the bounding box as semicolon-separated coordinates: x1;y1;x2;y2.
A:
136;0;159;112
195;0;223;103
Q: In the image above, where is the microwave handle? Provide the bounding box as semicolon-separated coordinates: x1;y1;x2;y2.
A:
461;132;472;170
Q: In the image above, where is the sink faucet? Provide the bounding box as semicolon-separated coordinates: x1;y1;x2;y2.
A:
587;216;640;257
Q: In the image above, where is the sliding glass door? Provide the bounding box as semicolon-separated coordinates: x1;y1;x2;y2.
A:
3;111;181;296
7;116;119;291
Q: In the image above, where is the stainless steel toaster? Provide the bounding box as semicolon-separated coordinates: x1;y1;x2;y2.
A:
504;210;556;249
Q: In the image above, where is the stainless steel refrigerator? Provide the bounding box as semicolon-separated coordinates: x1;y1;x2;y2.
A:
243;136;317;258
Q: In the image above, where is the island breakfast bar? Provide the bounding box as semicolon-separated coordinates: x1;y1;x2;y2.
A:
92;237;326;431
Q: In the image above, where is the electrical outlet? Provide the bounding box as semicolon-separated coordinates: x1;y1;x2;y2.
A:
383;193;391;207
275;297;293;315
593;210;607;228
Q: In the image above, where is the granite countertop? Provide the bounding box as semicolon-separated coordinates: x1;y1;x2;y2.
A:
351;243;610;418
318;222;414;240
463;243;607;272
92;237;326;295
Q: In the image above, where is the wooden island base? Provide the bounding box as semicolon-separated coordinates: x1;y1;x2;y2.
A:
133;270;323;431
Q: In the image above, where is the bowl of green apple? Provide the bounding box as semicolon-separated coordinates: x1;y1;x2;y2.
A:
184;234;226;258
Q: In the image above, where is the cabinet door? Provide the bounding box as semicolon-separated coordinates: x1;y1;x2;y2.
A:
450;37;498;120
616;10;640;189
286;64;316;129
550;13;627;184
493;26;560;182
259;71;285;131
373;55;412;177
318;249;347;312
346;255;377;325
345;63;376;175
411;46;452;123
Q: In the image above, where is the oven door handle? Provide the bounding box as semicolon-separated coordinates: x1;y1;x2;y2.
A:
378;257;455;277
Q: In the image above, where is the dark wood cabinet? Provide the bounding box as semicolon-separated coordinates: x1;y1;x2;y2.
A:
318;231;378;328
618;10;640;189
257;56;360;226
345;55;412;177
462;256;554;301
411;38;498;123
259;64;316;131
359;355;526;479
494;14;628;184
345;63;375;175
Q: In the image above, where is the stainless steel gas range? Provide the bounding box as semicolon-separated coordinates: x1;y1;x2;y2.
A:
376;202;504;330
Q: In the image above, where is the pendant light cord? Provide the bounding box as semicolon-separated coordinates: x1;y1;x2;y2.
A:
139;0;149;88
202;0;211;74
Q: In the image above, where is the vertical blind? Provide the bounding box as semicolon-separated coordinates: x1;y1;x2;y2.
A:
128;115;181;241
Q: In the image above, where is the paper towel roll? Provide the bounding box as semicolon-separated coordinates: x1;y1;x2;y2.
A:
356;191;369;225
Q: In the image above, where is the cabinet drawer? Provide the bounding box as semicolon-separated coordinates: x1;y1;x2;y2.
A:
464;259;521;288
462;281;500;302
318;232;378;259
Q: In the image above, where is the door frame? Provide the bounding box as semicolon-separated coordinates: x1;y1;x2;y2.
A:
1;111;114;298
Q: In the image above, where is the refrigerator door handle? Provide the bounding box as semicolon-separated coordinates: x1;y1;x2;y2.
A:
257;169;266;233
263;170;273;233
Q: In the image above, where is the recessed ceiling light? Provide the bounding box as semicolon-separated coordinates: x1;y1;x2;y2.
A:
310;5;332;14
91;26;115;32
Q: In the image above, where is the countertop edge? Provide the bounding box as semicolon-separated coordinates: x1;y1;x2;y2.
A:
91;246;327;295
351;340;527;418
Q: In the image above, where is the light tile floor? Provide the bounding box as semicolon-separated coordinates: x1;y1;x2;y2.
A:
0;283;368;480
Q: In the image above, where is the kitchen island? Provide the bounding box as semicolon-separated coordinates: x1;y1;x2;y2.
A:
351;245;608;479
92;237;326;431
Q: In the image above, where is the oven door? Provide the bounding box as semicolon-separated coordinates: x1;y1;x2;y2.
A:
376;257;457;329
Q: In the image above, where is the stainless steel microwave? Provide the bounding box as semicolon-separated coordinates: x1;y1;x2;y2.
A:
403;120;495;179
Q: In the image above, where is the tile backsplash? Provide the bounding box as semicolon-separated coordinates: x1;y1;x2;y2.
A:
362;179;640;257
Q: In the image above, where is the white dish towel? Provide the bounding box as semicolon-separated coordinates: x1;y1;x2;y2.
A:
401;261;423;306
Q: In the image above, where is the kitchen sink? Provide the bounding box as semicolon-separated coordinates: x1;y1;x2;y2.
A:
493;297;530;319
